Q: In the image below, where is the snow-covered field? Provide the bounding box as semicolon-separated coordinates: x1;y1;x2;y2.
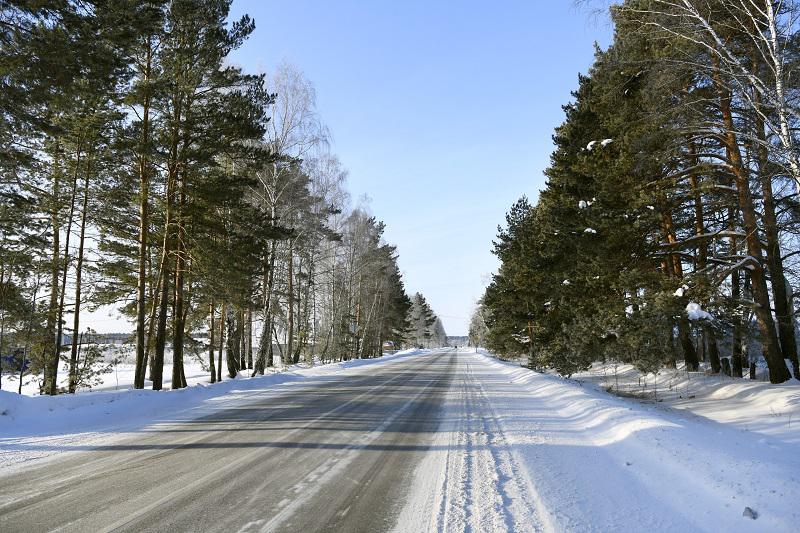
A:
3;345;275;397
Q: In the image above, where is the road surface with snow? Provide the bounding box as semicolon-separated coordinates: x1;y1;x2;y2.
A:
1;349;798;532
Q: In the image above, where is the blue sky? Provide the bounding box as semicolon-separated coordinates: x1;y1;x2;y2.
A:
228;0;613;335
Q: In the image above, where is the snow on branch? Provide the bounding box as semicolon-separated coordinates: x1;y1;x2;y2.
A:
661;230;746;249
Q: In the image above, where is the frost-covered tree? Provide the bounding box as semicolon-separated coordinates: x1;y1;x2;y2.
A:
468;301;488;348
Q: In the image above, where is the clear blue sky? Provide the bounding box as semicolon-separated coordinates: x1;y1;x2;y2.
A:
228;0;612;335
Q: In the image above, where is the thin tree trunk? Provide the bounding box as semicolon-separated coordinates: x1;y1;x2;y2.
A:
134;40;153;390
0;266;9;390
272;324;284;363
43;147;61;394
49;142;83;395
152;92;182;391
209;301;216;383
217;302;225;382
226;307;240;379
687;138;721;372
247;309;253;369
238;309;246;370
254;242;277;374
145;264;161;381
152;195;172;391
171;189;186;390
765;1;800;197
661;205;699;371
708;329;721;374
68;155;91;393
19;272;41;394
286;241;294;366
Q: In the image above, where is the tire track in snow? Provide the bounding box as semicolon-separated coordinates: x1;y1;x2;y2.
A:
431;354;541;533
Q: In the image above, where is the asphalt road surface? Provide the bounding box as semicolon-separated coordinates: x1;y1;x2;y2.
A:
0;350;458;533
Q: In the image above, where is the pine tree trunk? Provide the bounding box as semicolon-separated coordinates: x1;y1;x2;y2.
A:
171;195;186;390
238;309;246;370
20;276;40;395
752;89;799;379
43;151;61;394
728;206;744;378
0;293;5;391
134;41;153;390
714;73;790;383
677;318;698;371
217;302;225;382
68;158;91;393
226;307;240;379
661;207;699;371
708;329;721;374
152;246;171;391
152;93;183;391
247;309;253;370
49;143;83;395
152;191;172;392
145;264;161;382
687;140;708;269
209;301;216;383
687;139;721;370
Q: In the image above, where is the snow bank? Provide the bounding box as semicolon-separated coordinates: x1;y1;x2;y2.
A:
472;353;800;531
573;361;800;444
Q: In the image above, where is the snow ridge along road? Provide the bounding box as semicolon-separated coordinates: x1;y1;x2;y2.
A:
2;349;798;532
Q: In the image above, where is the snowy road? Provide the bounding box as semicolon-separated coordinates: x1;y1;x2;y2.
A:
1;349;798;532
0;351;461;532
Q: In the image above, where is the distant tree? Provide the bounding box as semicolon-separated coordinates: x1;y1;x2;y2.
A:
468;301;488;348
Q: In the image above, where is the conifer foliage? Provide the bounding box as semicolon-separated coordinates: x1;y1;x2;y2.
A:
407;292;448;348
483;0;800;383
0;1;412;393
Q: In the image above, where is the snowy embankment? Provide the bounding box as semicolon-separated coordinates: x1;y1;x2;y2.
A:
418;352;799;532
572;361;800;445
0;349;423;471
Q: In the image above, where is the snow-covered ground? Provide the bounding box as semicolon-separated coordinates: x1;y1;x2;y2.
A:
3;348;798;531
3;344;286;397
573;360;800;445
398;351;799;532
0;349;421;470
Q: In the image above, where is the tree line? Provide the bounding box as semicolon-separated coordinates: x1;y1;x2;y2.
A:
0;0;417;394
477;0;800;384
407;292;448;348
